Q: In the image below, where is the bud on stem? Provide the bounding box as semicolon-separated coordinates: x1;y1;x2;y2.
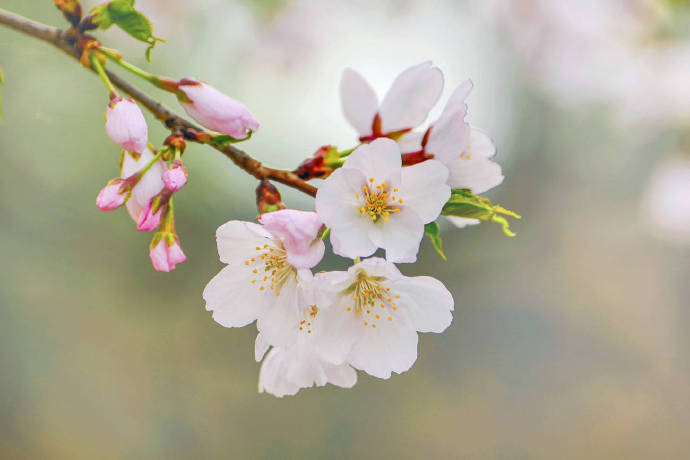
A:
54;0;82;27
256;180;286;214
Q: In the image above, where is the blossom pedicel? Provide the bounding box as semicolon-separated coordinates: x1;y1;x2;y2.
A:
177;78;259;140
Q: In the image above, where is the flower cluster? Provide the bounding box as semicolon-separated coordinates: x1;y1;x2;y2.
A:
203;62;517;396
95;80;258;272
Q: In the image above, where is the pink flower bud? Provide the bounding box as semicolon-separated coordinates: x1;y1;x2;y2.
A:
96;180;126;210
137;199;163;231
258;209;325;269
177;78;259;140
105;97;148;153
149;235;186;272
163;160;188;191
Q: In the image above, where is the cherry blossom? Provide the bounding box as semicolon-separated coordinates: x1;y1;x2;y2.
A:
202;210;324;346
105;97;148;153
315;138;450;263
177;78;260;140
150;232;187;272
120;149;166;223
341;61;443;142
311;257;454;379
162;160;188;192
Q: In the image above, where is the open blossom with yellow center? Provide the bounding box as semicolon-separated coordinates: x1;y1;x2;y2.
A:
203;210;324;347
311;258;454;379
315;138;450;263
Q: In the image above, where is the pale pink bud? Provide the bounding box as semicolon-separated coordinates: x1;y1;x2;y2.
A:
149;236;186;272
105;97;148;153
163;161;188;191
137;199;162;231
149;239;171;272
177;78;259;140
259;209;325;269
96;180;126;210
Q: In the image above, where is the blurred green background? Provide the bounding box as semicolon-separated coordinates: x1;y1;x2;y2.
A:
1;0;689;458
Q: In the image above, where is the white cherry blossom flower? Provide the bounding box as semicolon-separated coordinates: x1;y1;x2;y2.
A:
311;257;454;379
202;210;324;347
341;61;443;141
315;138;450;263
120;148;166;223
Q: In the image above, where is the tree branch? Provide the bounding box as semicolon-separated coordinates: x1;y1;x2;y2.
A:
0;7;317;197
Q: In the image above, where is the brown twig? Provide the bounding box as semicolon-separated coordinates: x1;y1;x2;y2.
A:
0;7;317;197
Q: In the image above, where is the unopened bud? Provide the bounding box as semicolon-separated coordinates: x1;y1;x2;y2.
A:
163;160;188;192
137;197;164;231
294;145;340;180
96;179;126;210
256;180;286;214
150;232;186;272
106;97;148;153
54;0;82;27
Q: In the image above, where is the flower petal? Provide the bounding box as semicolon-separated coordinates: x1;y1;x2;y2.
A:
256;277;301;347
425;112;471;165
342;138;402;183
390;276;454;333
379;61;444;133
448;157;504;194
315;167;365;228
202;265;266;328
255;333;270;362
259;209;325;269
446;216;481;228
340;68;379;137
399;159;451;223
368;208;425;263
398;131;424;154
347;321;419;379
215;221;274;264
467;128;497;159
437;79;473;125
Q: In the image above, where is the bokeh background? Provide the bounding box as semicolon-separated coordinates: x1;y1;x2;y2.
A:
1;0;689;458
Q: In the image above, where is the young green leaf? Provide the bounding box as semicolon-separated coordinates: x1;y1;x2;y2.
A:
424;222;447;260
441;188;521;236
90;0;164;61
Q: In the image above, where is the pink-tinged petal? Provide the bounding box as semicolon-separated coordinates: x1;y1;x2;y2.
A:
425;111;471;165
122;149;165;223
448;157;504;194
105;98;148;153
178;79;259;139
167;241;186;266
347;320;419;379
446;216;480;228
149;241;171;272
136;200;162;231
163;161;188;191
342;138;402;183
96;181;126;210
215;221;274;265
390;276;454;333
340;68;379;137
368;207;425;263
259;209;324;269
379;61;444;133
436;79;473;125
399;159;450;223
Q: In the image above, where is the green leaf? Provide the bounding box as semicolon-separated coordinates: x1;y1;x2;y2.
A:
210;131;253;146
90;0;164;61
424;222;447;260
441;188;521;237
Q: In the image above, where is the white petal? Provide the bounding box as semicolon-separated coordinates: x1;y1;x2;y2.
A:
256;277;301;347
342;138;402;183
437;79;473;125
258;348;301;397
216;221;274;264
448;157;504;194
446;216;481;228
380;61;444;133
397;131;424;154
202;265;266;328
350;257;404;281
391;276;454;333
312;298;365;364
255;333;270;362
340;68;379;137
467;128;497;159
399;160;451;222
315;167;365;228
425;112;471;165
347;322;419;379
121;149;164;222
330;219;378;260
368;208;425;263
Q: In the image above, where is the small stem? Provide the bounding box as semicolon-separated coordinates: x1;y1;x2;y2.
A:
89;52;118;98
137;147;167;178
100;48;177;92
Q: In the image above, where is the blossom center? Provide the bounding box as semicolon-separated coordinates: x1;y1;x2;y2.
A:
356;178;402;222
342;269;401;329
299;305;319;334
246;243;295;296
